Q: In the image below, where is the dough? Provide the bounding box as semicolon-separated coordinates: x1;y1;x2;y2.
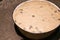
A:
13;1;60;33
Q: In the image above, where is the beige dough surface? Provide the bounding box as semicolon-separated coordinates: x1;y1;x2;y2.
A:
13;1;60;33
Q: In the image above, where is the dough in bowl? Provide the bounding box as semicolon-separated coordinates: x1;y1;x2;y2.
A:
13;1;60;33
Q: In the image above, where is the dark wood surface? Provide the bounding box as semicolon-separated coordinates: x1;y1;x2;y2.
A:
0;0;60;40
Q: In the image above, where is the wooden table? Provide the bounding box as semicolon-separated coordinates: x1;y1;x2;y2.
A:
0;0;60;40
